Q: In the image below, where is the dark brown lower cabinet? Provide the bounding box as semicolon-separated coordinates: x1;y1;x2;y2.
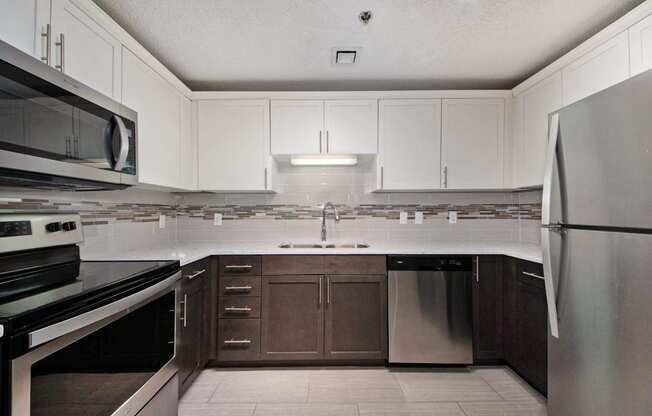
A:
325;275;387;360
261;275;324;360
472;256;503;362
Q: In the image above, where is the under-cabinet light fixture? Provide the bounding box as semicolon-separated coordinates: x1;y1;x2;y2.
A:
290;155;358;166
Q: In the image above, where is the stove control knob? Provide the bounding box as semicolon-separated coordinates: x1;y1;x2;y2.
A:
45;222;61;233
62;221;77;231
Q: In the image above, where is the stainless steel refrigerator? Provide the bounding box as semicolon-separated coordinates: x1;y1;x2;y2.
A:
542;70;652;416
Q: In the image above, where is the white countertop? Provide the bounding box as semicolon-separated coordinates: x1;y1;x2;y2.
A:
82;241;543;266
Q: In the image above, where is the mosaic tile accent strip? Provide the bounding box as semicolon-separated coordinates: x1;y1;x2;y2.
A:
0;197;541;225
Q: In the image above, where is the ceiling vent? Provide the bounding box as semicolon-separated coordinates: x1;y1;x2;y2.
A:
332;47;362;65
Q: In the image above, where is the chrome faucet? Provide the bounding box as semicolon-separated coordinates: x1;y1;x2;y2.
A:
321;202;340;242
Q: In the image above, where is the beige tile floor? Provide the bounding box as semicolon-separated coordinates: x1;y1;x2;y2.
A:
178;366;547;416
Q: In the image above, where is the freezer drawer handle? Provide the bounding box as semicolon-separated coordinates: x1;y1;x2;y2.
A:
522;271;544;280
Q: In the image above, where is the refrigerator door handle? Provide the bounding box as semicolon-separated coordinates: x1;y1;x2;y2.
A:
542;112;561;339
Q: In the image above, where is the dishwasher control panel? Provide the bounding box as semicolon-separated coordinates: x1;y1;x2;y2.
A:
388;256;472;272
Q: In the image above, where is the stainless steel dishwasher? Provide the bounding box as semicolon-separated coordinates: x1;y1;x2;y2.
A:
388;256;473;364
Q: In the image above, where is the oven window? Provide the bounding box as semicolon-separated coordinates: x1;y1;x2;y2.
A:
29;291;174;416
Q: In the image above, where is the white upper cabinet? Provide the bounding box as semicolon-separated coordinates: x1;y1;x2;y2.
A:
197;100;271;191
629;13;652;76
515;72;562;188
271;99;378;155
441;99;505;189
271;100;323;155
378;99;442;190
0;0;50;60
178;97;196;191
324;100;378;154
562;31;630;106
50;0;122;101
122;48;181;189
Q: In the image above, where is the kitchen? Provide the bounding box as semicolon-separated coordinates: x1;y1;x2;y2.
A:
0;0;651;415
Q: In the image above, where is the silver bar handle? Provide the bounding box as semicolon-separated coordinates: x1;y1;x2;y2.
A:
475;256;479;283
29;271;181;348
319;131;323;153
380;166;384;189
522;271;544;280
224;339;252;345
180;293;188;328
55;33;64;72
224;285;253;292
224;264;253;271
326;276;330;305
112;115;130;171
443;166;448;189
264;167;268;190
318;277;323;306
224;306;252;312
542;112;561;339
326;130;330;153
41;24;51;65
185;269;206;280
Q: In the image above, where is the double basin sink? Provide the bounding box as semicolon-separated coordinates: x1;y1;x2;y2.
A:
278;242;370;249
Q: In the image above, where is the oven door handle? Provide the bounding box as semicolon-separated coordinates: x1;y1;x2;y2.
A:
28;271;181;348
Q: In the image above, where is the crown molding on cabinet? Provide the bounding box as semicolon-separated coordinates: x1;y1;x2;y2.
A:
191;90;513;101
512;0;652;96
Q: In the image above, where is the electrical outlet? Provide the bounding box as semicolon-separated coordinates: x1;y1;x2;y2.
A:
448;211;458;224
158;214;166;229
415;211;423;224
213;213;223;226
399;211;408;224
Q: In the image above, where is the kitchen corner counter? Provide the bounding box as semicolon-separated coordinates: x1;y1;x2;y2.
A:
82;241;543;266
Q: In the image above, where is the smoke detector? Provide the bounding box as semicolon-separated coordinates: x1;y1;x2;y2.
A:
332;47;362;65
359;11;373;25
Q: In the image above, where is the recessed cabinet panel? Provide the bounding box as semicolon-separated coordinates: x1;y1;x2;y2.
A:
271;100;323;155
515;72;562;188
122;48;181;188
197;100;270;191
0;0;50;59
630;13;652;76
562;31;630;106
378;99;442;190
178;97;196;190
441;99;504;189
51;0;122;100
324;100;378;154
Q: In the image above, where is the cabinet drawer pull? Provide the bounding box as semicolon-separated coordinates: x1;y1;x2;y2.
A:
41;24;51;65
179;294;188;328
224;339;252;345
224;306;252;313
224;285;253;292
224;264;253;271
185;269;206;280
522;271;544;280
55;33;65;72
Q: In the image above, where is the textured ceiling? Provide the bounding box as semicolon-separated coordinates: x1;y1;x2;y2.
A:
92;0;645;90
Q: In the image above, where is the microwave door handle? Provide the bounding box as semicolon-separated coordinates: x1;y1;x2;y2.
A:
112;115;129;171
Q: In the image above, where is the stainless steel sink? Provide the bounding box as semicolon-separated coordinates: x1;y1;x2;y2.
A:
278;242;370;249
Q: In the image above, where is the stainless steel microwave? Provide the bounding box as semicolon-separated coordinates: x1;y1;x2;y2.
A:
0;39;137;190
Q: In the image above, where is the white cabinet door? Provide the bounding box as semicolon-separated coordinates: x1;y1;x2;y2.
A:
378;99;442;190
562;31;630;106
178;97;196;190
324;100;378;154
122;48;180;188
441;99;504;189
0;0;50;60
197;100;270;191
515;72;562;188
629;13;652;76
271;100;323;155
51;0;122;100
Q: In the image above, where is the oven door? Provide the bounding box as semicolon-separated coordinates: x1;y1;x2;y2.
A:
0;40;137;188
10;273;180;416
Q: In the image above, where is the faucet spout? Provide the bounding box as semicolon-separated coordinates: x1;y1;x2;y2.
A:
321;202;340;242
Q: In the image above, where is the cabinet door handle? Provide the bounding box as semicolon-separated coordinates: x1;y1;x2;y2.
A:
326;130;330;153
41;24;51;65
326;277;330;305
224;306;252;313
224;285;253;292
443;165;448;189
185;269;206;280
319;131;323;153
318;277;323;306
55;33;65;72
264;167;268;190
224;264;253;271
179;294;188;328
522;271;544;280
475;256;479;283
380;166;384;189
224;339;252;345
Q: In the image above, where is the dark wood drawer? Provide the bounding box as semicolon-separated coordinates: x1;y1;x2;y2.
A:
217;319;260;361
219;276;261;297
262;255;324;275
219;296;261;318
324;255;386;275
219;256;261;276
